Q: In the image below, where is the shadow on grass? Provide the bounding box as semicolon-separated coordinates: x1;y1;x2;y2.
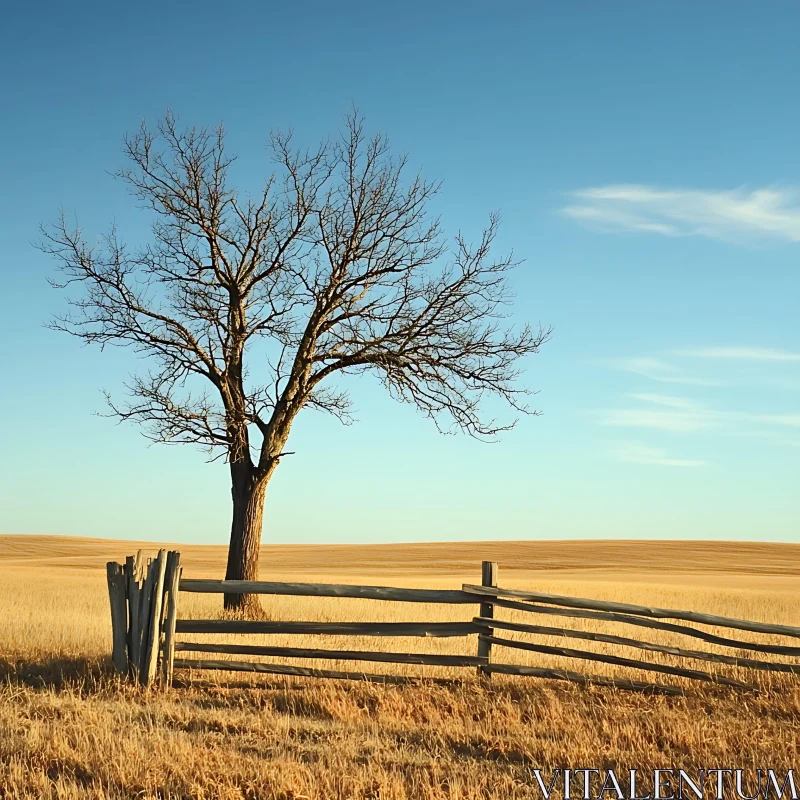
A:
0;654;113;691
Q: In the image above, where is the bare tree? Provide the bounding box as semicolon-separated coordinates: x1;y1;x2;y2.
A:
41;111;550;615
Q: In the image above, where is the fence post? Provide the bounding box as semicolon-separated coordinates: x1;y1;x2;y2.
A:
161;552;182;688
136;556;156;683
123;556;135;674
143;549;168;686
127;551;144;679
106;562;128;674
476;560;498;678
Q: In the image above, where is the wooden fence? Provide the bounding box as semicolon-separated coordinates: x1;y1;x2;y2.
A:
106;551;800;696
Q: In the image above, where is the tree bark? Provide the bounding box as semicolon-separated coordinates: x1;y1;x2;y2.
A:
224;462;269;616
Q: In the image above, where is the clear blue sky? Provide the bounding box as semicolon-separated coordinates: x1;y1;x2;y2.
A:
2;1;799;544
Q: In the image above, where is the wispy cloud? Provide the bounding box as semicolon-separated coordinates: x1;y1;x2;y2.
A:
600;393;711;431
600;408;714;433
598;348;800;464
610;442;706;468
674;347;800;362
734;429;800;449
601;357;720;386
598;400;800;435
627;393;699;409
563;185;800;242
756;414;800;428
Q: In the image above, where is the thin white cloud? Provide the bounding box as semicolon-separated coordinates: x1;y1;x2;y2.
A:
599;408;715;433
756;414;800;428
601;357;720;386
611;442;706;468
598;404;800;434
563;184;800;242
598;349;800;461
674;347;800;362
628;393;700;410
735;429;800;449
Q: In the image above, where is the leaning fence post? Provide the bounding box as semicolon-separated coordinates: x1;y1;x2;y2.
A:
106;562;128;674
137;556;156;683
143;549;168;686
128;551;144;679
161;552;182;687
477;560;498;678
123;555;135;673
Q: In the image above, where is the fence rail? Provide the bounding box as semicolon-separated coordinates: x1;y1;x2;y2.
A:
462;584;800;639
171;659;461;685
475;617;800;674
174;620;480;637
179;579;475;604
174;641;488;666
106;552;800;695
486;597;800;656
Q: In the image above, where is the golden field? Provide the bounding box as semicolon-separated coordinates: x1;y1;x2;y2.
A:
1;534;799;799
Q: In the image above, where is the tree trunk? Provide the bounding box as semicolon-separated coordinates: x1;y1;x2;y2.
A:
224;463;269;616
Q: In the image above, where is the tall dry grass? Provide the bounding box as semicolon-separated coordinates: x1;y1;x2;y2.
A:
1;535;799;799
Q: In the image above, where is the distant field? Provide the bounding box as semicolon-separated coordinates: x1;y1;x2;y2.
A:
1;534;799;798
5;532;800;581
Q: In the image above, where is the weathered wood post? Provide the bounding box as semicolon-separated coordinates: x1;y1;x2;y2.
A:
106;562;128;674
136;556;155;682
161;551;183;687
126;551;144;679
123;555;135;673
476;560;498;678
142;549;168;686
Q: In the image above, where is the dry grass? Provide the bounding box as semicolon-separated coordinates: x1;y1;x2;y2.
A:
1;534;800;798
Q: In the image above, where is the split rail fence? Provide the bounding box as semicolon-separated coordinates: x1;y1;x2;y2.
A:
106;551;800;696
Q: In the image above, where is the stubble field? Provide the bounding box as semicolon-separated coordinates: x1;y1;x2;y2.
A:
1;535;799;799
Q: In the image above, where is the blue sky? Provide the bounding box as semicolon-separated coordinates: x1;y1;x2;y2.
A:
1;1;799;544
